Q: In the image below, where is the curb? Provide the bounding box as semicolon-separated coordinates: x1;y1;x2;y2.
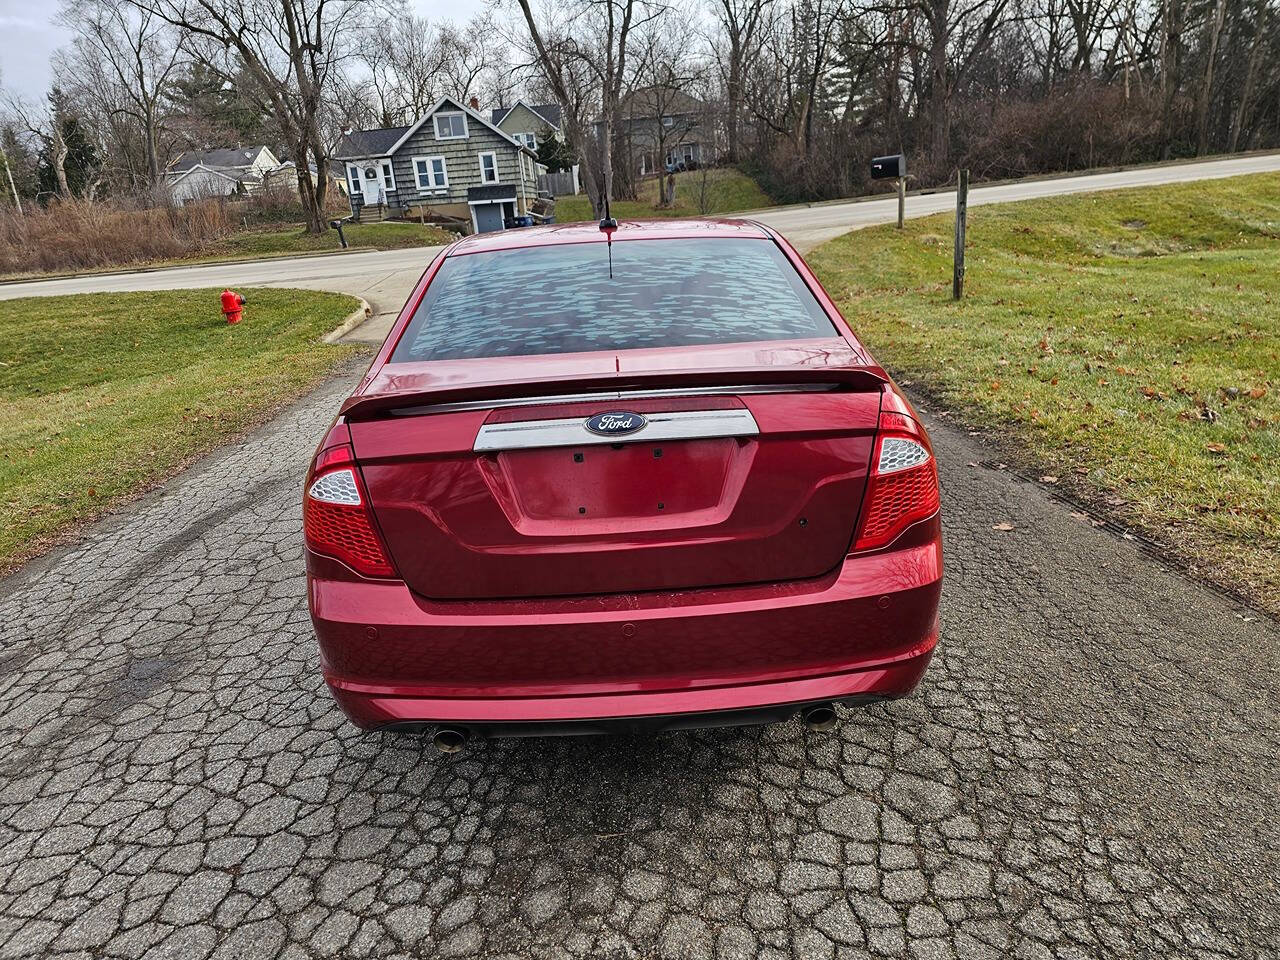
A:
323;298;373;343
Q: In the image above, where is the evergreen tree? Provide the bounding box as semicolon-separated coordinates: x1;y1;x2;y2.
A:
35;92;102;199
536;135;576;174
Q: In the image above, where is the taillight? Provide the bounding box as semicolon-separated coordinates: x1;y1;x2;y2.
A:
303;443;397;578
854;411;940;551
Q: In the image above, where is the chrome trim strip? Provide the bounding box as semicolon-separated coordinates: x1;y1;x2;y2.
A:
473;408;760;452
393;382;839;415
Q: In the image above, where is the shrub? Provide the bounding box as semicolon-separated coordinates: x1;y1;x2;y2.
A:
0;195;241;276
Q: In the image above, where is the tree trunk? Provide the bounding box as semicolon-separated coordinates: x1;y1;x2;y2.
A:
1195;0;1227;155
1159;0;1184;159
725;50;743;163
144;101;161;188
1228;13;1266;153
928;0;951;174
53;126;71;198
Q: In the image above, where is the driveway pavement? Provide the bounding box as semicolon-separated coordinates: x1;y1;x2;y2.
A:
0;361;1275;959
1;155;1278;958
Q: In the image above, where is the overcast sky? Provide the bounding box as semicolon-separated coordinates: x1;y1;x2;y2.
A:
0;0;491;103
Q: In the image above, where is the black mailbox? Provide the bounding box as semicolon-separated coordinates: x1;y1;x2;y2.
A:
870;154;906;180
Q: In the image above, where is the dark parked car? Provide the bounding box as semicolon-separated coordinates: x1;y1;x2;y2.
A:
304;219;942;750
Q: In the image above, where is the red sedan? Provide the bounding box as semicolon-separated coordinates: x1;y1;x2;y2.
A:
304;219;941;750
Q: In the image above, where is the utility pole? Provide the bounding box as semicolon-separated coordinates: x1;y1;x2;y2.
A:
952;169;968;300
0;145;22;216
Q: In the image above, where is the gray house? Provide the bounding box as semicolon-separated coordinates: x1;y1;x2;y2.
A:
163;145;281;203
613;87;710;175
333;97;541;233
490;102;564;148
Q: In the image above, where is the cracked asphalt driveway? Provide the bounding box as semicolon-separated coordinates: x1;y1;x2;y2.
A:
1;360;1276;959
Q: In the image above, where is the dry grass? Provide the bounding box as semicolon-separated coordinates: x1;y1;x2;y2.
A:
0;192;450;279
809;173;1280;611
0;196;239;275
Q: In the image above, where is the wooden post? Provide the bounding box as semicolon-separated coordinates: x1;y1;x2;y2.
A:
896;177;905;229
953;168;968;300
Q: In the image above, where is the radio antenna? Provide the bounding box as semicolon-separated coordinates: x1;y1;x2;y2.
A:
599;190;616;230
599;190;617;278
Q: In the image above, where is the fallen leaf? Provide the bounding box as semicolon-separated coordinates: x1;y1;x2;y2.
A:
991;522;1015;531
1205;443;1227;454
1039;475;1059;484
1070;511;1089;521
1249;387;1267;399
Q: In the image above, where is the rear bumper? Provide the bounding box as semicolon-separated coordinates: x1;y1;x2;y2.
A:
309;518;942;731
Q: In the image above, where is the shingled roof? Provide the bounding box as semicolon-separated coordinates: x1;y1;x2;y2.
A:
332;126;411;159
490;103;563;130
169;146;271;172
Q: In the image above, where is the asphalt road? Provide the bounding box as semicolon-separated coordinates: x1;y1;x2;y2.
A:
5;152;1280;346
0;156;1278;957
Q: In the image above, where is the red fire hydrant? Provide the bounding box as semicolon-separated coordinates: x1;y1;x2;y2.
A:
220;289;246;325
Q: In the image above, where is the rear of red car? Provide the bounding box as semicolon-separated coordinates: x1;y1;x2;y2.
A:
305;220;941;739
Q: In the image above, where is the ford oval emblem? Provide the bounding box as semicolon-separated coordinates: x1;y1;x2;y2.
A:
584;411;648;436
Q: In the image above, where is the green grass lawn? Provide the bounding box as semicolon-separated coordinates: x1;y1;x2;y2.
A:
553;167;772;223
0;289;362;571
809;173;1280;609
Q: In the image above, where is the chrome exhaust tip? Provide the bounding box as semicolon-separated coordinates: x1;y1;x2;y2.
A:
432;727;469;754
800;703;838;732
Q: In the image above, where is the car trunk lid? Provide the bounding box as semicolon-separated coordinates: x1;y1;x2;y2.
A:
346;341;885;600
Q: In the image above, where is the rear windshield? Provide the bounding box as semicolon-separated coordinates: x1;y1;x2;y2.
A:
390;237;837;362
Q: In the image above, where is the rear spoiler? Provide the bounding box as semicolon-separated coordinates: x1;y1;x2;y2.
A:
340;366;889;419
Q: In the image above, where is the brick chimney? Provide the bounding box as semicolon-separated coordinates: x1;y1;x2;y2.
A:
469;96;480;112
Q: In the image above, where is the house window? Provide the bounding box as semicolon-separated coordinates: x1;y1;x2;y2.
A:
434;112;468;140
413;155;448;190
347;165;360;194
478;152;499;184
381;161;395;191
662;116;674;127
516;132;537;150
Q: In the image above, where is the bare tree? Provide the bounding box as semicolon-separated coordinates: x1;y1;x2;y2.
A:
1195;0;1226;154
710;0;772;161
514;0;661;217
346;5;450;127
125;0;360;232
56;0;186;188
1227;1;1270;152
626;19;708;203
4;92;72;198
